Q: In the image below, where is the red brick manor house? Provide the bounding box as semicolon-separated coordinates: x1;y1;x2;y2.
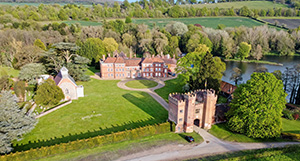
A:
100;51;177;79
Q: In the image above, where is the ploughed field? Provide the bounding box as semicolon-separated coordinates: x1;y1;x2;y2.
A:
132;17;267;29
262;19;300;29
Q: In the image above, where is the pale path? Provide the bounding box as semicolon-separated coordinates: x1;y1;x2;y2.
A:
117;128;300;161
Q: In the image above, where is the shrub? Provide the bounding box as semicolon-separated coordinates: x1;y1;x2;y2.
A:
282;109;294;120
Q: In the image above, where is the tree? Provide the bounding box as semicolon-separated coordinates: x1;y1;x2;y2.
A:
0;91;37;153
14;81;26;102
166;21;188;36
176;44;226;91
103;37;119;53
34;79;64;106
125;16;132;23
77;38;105;62
237;42;251;60
227;72;287;139
19;63;46;85
230;67;243;85
34;39;46;51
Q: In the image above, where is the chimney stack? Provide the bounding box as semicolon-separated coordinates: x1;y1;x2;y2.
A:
173;54;176;59
103;55;106;61
134;53;136;58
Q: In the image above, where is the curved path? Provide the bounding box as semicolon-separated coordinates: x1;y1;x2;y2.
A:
117;78;173;111
116;78;300;161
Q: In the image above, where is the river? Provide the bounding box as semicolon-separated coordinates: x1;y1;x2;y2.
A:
222;55;300;85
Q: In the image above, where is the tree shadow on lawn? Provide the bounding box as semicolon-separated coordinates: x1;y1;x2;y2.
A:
122;92;168;121
13;92;168;152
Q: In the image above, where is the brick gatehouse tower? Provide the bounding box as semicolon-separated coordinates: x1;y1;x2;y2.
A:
168;89;218;133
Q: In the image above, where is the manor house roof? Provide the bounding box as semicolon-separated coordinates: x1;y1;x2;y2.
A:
125;58;142;66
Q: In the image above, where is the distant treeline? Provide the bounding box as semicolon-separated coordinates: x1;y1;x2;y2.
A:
0;0;118;5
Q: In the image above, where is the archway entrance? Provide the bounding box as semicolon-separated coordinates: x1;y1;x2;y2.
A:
194;119;200;127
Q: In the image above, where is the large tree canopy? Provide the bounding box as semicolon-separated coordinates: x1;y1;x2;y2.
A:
176;44;226;91
0;91;37;153
19;63;46;85
227;72;287;139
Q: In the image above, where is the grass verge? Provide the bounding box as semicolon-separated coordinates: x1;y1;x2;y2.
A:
0;66;19;77
209;118;300;142
189;144;300;161
155;77;183;102
125;80;158;89
36;132;203;161
224;58;282;66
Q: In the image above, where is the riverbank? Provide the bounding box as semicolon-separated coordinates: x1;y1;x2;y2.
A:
224;58;283;66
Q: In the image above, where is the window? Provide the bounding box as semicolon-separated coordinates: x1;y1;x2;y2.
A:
147;73;149;77
116;74;118;77
151;68;153;71
165;69;167;73
107;68;109;71
147;68;149;72
159;68;161;71
111;69;113;72
116;69;118;72
180;110;183;113
158;73;161;76
122;74;124;77
128;73;130;77
111;74;113;77
179;118;183;122
122;69;124;71
155;73;158;76
150;73;152;76
195;109;200;113
159;64;161;66
143;73;145;77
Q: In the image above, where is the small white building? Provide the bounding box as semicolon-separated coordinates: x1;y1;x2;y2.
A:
54;67;84;100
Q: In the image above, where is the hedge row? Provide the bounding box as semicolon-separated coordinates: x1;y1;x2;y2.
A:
1;122;171;161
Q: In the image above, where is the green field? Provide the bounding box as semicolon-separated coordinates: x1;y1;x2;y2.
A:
155;77;183;102
14;79;168;151
192;144;300;161
62;20;102;26
38;132;203;161
125;80;158;89
209;118;300;142
132;17;268;29
0;66;19;78
186;1;288;9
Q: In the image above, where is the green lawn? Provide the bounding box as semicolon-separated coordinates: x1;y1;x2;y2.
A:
209;118;300;142
132;17;269;29
188;1;288;9
125;80;158;89
36;132;203;161
191;144;300;161
282;119;300;134
85;66;98;76
13;79;168;151
155;77;183;102
0;66;19;78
